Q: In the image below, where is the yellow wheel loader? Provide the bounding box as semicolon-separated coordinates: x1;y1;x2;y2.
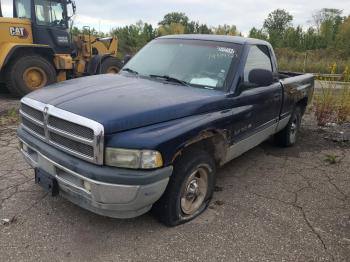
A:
0;0;122;97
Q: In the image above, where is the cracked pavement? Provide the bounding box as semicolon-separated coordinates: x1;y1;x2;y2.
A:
0;109;349;261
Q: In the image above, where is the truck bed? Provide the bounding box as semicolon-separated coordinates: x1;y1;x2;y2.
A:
278;71;309;79
277;71;315;119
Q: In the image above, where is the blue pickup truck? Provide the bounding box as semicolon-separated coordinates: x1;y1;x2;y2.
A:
17;35;314;226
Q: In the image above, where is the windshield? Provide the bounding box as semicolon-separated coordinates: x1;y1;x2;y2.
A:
124;39;241;91
34;0;67;28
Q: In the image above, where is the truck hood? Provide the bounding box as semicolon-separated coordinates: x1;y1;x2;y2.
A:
27;74;226;134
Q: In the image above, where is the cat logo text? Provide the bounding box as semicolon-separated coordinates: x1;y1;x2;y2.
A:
9;27;28;38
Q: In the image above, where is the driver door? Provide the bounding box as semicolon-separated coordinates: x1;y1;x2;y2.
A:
240;45;282;130
226;44;282;161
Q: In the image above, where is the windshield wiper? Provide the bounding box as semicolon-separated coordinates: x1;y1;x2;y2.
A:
149;74;191;87
122;68;139;75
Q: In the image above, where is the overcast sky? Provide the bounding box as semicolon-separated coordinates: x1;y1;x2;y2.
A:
2;0;350;34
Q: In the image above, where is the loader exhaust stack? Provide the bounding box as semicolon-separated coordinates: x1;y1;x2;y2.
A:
0;0;3;17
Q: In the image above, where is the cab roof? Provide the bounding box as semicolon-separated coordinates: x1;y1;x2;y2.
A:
157;34;270;46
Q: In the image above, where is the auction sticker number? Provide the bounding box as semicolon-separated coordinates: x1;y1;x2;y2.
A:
217;47;236;55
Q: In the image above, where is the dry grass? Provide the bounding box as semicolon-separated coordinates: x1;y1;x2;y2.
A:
276;48;350;74
314;66;350;126
337;87;350;123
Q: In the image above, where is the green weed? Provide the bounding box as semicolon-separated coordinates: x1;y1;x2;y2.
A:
0;108;19;126
324;153;340;164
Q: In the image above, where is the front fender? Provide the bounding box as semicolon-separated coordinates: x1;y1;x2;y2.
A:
105;111;236;166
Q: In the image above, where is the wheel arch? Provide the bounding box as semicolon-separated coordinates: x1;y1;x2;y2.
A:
296;97;308;115
3;50;57;97
171;130;229;167
1;44;55;73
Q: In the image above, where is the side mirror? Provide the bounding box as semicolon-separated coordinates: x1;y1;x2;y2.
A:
248;69;273;87
123;54;132;65
67;0;76;19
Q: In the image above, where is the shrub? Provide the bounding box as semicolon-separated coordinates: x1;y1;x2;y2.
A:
314;83;338;126
314;66;350;126
336;85;350;123
275;48;350;74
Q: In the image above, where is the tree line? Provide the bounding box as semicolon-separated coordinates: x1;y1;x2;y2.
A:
71;9;350;69
250;8;350;55
71;12;240;56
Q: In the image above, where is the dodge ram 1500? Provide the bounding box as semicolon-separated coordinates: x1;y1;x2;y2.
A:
17;35;314;226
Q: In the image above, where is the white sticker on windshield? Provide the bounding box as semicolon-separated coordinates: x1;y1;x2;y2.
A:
217;47;236;55
190;78;218;87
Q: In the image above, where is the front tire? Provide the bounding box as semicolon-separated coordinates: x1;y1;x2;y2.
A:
152;149;216;227
275;107;302;147
5;55;56;97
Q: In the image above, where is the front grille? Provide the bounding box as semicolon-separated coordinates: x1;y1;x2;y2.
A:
21;117;45;137
49;132;94;157
21;103;44;122
48;116;94;140
19;98;104;164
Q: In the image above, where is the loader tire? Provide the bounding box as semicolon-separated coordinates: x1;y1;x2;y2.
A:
5;55;56;97
100;57;122;74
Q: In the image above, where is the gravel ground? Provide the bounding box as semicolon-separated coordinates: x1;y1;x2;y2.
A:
0;103;349;261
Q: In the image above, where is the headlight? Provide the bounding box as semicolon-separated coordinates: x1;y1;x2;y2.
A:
105;148;163;169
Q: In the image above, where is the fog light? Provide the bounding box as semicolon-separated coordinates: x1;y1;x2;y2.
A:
83;180;91;192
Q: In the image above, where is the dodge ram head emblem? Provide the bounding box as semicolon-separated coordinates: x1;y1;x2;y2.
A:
9;27;29;39
43;106;49;118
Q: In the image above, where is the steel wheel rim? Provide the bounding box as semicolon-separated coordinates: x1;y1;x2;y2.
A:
23;67;47;90
180;166;209;215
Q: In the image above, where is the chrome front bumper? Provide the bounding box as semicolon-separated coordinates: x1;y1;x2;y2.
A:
19;140;170;218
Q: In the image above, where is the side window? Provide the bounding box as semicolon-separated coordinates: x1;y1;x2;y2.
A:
34;0;49;25
34;0;67;27
15;0;31;19
244;45;272;82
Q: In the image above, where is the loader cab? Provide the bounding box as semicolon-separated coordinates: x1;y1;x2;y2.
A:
13;0;73;54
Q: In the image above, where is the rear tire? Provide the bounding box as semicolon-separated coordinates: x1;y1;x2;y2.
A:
275;107;302;147
152;148;216;227
5;55;56;97
100;57;122;74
